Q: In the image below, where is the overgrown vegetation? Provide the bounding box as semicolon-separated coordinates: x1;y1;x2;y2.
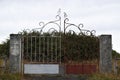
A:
18;30;99;63
0;30;120;60
0;39;9;57
62;32;99;62
112;50;120;58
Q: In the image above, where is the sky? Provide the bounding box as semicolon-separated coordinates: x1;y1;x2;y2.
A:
0;0;120;52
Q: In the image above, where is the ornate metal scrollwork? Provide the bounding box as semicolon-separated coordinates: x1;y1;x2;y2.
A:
23;9;96;36
63;12;96;36
34;10;61;35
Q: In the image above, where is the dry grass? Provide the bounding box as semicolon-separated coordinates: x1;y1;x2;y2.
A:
88;73;120;80
0;59;21;80
1;59;120;80
0;73;21;80
0;59;4;66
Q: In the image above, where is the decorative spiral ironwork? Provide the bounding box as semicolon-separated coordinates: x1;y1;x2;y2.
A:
36;11;61;35
23;9;96;36
63;12;96;36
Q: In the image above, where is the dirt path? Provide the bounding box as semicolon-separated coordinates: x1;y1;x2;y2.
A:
23;75;88;80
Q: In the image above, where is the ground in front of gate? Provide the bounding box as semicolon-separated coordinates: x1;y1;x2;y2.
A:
22;74;120;80
0;73;120;80
23;75;88;80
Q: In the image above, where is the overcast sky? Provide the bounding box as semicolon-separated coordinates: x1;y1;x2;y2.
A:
0;0;120;52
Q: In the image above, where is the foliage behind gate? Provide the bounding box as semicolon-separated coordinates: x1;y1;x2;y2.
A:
22;31;99;63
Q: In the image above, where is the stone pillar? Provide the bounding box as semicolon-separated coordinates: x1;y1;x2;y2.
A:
99;35;112;73
9;34;21;73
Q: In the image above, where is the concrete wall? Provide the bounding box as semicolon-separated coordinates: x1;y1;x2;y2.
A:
9;34;21;73
99;35;112;73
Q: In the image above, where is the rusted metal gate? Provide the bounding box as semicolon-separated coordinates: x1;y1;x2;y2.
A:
21;13;62;74
22;33;61;74
21;10;99;75
62;15;99;74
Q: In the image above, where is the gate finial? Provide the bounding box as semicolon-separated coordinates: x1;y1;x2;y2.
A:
57;8;61;16
64;12;67;18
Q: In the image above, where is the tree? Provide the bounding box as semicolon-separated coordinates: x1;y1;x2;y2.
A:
112;50;120;58
0;39;10;57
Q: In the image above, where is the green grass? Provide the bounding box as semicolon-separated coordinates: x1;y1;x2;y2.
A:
0;59;21;80
0;73;21;80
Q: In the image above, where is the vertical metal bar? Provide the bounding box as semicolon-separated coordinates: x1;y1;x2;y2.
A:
39;36;41;62
53;37;55;63
41;36;44;63
55;37;57;63
43;37;45;63
41;37;43;63
31;36;32;62
47;37;49;63
59;36;61;64
27;36;28;61
60;15;62;64
35;36;36;61
51;37;53;62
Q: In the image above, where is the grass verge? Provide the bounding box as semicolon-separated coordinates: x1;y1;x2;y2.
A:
88;73;120;80
0;73;21;80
